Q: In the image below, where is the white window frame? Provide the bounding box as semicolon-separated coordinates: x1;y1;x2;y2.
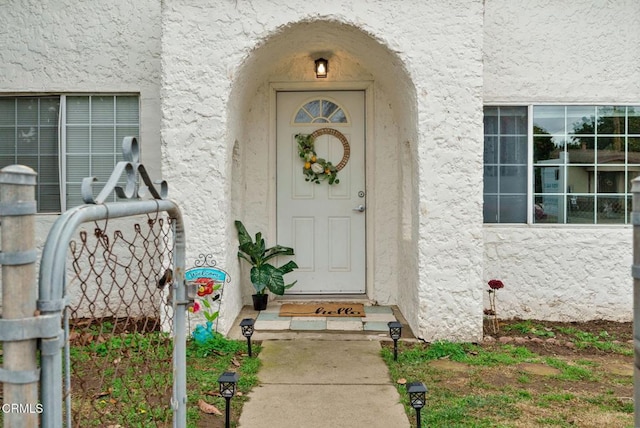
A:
483;105;529;224
484;102;640;226
60;94;139;212
0;93;139;213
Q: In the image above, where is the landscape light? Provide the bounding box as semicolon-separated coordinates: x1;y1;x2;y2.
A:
240;317;255;357
218;371;239;428
407;381;428;428
388;321;402;361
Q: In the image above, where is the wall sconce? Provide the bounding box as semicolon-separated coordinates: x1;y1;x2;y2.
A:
240;318;255;357
406;381;428;428
218;371;239;428
314;58;328;78
388;321;402;361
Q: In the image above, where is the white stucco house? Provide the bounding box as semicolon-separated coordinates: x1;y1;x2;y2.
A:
2;0;638;342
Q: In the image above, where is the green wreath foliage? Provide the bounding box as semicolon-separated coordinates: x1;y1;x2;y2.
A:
295;134;340;185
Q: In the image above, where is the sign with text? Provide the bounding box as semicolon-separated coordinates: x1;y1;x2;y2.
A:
185;255;230;336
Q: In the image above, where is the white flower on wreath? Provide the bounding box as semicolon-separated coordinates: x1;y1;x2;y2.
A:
311;163;324;174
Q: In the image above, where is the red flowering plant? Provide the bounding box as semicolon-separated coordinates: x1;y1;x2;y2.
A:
188;277;222;323
485;279;504;334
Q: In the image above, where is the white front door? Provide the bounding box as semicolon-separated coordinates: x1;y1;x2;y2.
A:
276;91;366;294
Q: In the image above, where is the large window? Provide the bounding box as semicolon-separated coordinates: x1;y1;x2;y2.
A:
483;106;528;223
484;104;640;225
0;95;139;213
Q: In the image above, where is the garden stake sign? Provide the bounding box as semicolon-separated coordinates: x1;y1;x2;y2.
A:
296;128;350;185
186;254;231;343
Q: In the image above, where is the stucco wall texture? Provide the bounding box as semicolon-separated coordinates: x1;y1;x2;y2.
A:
0;0;163;180
0;0;163;310
161;0;485;341
483;0;640;322
1;0;638;342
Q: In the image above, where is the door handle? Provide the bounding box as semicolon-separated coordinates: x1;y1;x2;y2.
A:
353;205;366;212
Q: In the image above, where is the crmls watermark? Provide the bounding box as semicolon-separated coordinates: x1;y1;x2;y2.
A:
1;403;43;414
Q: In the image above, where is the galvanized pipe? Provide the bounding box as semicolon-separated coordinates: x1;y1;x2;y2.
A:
0;165;39;428
38;199;186;428
171;218;187;427
632;176;640;427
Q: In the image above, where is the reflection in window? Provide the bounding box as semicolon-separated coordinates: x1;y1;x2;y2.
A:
485;104;640;225
294;99;348;124
533;105;640;224
483;106;528;223
0;97;60;212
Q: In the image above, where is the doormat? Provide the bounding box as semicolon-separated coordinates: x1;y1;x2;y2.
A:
279;303;365;318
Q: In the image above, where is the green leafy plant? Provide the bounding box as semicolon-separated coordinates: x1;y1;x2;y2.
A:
296;133;340;185
235;220;298;295
504;320;556;338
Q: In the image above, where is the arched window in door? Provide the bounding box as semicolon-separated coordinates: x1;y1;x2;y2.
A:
293;98;349;124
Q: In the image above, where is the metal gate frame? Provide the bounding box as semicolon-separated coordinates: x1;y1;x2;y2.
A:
38;138;187;427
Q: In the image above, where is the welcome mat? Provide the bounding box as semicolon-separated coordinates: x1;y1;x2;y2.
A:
279;303;365;318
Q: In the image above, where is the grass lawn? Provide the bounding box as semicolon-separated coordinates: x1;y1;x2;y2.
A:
382;319;633;428
185;333;261;428
66;327;259;427
3;317;634;427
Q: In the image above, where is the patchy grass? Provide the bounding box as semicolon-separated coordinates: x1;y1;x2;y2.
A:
67;330;259;427
497;319;633;357
186;334;261;428
382;321;634;428
504;320;556;338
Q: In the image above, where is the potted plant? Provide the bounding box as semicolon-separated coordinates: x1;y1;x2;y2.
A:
235;220;298;310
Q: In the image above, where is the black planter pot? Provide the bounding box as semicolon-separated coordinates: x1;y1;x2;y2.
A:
252;293;268;311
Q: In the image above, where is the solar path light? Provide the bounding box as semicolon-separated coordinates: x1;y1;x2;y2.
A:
407;381;427;428
387;321;402;361
240;317;255;357
218;371;239;428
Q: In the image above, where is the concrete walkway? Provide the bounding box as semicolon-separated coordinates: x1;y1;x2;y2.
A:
237;339;410;428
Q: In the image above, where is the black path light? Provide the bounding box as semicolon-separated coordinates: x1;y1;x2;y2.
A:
387;321;402;361
240;317;255;357
218;371;239;428
407;381;428;428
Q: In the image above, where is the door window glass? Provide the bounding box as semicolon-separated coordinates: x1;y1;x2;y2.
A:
293;99;349;124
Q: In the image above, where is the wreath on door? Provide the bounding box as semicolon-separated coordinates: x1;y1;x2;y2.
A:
295;128;350;185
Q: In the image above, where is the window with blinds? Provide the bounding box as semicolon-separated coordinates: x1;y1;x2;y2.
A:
0;95;139;213
0;97;61;212
64;95;139;208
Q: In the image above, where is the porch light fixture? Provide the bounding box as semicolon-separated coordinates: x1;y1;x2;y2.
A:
218;371;239;428
240;318;255;357
388;321;402;361
406;381;428;428
314;58;328;78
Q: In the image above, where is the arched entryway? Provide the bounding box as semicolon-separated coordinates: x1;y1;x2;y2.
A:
227;19;420;329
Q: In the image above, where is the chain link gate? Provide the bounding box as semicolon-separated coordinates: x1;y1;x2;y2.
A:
38;138;188;427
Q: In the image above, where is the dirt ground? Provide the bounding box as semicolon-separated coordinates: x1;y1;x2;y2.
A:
487;318;632;356
448;318;635;427
192;319;636;427
66;318;634;427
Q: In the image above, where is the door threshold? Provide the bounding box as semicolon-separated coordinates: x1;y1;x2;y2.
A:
275;294;371;304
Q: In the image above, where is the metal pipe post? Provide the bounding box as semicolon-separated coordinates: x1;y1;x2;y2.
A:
632;176;640;427
0;165;39;428
225;397;231;428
